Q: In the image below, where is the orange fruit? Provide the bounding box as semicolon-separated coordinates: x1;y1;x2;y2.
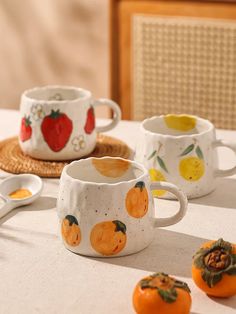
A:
192;238;236;298
133;272;191;314
61;215;81;247
90;220;126;256
126;181;149;218
92;158;130;178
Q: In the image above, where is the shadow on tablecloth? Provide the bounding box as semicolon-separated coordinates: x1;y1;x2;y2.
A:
190;177;236;209
93;228;209;278
0;196;57;225
209;296;236;310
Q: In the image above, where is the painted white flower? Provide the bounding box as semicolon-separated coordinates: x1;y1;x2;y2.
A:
31;104;45;121
72;135;86;152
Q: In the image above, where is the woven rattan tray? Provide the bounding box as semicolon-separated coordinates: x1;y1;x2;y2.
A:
0;134;131;178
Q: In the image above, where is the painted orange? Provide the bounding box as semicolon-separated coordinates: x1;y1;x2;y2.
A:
133;274;192;314
92;158;130;177
61;216;81;247
9;188;32;199
126;181;148;218
90;220;126;256
192;240;236;298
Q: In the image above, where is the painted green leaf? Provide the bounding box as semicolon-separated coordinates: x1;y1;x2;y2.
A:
113;220;126;234
158;288;177;303
50;109;61;119
135;181;145;191
157;156;168;173
196;146;204;160
232;254;236;263
180;144;194;156
202;270;222;288
25;115;32;126
65;215;78;226
148;150;157;160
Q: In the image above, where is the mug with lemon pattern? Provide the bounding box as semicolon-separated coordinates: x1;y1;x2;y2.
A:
57;157;188;257
135;114;236;199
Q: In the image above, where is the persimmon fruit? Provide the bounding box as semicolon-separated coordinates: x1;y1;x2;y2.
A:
133;272;191;314
192;238;236;298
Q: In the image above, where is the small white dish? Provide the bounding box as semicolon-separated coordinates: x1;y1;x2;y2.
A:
0;174;43;219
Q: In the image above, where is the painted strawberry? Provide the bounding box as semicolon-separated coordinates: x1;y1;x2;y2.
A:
84;106;95;134
20;116;32;142
41;109;73;152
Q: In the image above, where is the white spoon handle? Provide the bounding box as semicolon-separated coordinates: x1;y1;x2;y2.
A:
0;199;14;219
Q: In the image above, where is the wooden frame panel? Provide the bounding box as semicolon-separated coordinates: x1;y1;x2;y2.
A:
110;0;236;120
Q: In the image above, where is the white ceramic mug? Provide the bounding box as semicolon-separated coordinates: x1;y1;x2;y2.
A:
19;86;121;160
57;157;188;257
135;114;236;199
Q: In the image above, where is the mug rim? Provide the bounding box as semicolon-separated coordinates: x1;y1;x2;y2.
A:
63;156;148;186
21;85;92;103
141;114;214;138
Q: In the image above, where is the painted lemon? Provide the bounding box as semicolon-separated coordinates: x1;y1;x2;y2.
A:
126;181;149;218
92;158;130;178
149;168;166;197
179;156;204;181
61;215;81;247
90;220;127;256
164;114;196;132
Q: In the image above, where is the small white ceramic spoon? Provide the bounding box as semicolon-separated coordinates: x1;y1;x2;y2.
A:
0;174;43;219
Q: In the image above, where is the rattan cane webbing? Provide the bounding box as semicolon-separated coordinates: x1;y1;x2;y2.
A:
133;15;236;129
0;135;131;178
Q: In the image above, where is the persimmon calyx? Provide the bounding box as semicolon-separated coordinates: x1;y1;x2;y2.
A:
140;272;190;303
193;238;236;288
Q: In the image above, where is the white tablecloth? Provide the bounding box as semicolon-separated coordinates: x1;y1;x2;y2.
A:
0;109;235;314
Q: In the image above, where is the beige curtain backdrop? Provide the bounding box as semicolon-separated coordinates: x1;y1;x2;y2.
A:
0;0;109;116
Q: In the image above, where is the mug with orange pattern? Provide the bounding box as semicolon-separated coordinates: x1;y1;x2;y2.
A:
57;157;188;257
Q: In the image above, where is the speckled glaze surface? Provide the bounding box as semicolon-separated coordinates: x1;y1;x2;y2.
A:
19;86;121;160
135;115;236;199
57;157;188;257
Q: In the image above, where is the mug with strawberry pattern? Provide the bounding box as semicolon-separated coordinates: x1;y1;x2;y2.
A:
19;85;121;160
135;114;236;199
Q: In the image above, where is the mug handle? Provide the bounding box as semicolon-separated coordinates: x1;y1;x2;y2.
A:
213;140;236;177
150;181;188;228
93;98;121;133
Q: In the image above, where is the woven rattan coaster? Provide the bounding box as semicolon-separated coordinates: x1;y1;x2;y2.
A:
0;135;131;178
